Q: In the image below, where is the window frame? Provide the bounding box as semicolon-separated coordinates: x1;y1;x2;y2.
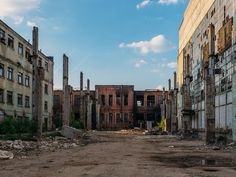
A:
7;67;13;81
7;91;13;105
7;35;14;49
17;94;23;107
0;63;4;77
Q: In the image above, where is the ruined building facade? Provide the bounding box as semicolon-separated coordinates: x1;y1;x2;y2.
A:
177;0;236;141
53;86;164;130
0;20;54;130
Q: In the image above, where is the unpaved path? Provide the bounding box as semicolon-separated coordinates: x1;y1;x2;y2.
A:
0;131;236;177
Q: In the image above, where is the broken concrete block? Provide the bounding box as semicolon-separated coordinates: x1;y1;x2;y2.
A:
0;150;14;160
61;126;83;139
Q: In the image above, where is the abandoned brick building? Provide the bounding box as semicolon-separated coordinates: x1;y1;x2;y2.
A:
0;20;54;130
177;0;236;141
53;85;164;130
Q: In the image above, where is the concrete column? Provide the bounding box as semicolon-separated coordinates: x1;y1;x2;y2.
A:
63;54;69;91
32;27;44;141
80;72;85;128
168;79;171;92
204;56;216;144
63;85;72;126
62;54;70;126
174;72;177;90
86;79;92;130
95;89;100;130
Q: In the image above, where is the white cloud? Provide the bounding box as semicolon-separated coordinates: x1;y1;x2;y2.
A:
136;0;181;9
134;59;147;68
156;85;163;90
151;69;160;73
136;0;151;9
119;35;175;54
167;62;177;69
158;0;178;5
26;20;37;28
0;0;41;24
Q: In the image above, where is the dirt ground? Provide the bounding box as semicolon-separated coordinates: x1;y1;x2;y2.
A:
0;131;236;177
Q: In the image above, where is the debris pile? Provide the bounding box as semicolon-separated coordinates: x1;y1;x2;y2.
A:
0;136;86;160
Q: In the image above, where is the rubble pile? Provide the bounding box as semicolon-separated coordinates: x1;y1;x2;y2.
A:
0;136;85;160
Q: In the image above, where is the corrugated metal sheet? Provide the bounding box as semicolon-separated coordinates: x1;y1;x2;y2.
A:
227;104;232;129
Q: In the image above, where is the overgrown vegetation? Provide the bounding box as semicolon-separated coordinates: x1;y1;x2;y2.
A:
69;112;84;129
0;116;34;136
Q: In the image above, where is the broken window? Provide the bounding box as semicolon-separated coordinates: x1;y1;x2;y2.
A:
109;113;113;125
45;61;49;71
25;75;30;87
74;95;80;106
101;95;105;106
44;101;48;112
0;89;4;103
7;67;13;81
124;94;128;106
0;63;4;77
124;113;129;123
38;58;42;67
18;42;24;56
25;96;30;108
8;35;14;49
17;72;23;85
147;113;155;121
100;113;105;125
136;95;144;107
109;95;113;106
25;48;31;60
44;84;48;94
7;91;13;105
17;94;23;107
53;95;61;106
147;95;155;107
116;92;121;106
116;113;122;124
0;28;5;44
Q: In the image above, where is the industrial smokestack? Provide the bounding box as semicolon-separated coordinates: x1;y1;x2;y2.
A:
63;54;69;91
174;72;177;89
80;72;83;91
87;79;90;92
168;79;171;91
32;27;38;56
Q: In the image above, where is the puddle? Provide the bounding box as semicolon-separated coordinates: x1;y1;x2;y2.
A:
150;155;236;168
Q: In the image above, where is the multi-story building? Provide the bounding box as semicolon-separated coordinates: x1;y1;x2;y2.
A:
177;0;236;141
95;85;134;130
134;90;163;129
53;86;164;130
0;20;54;130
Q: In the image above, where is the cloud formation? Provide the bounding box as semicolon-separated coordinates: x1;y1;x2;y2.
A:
158;0;178;5
134;59;147;68
136;0;151;9
119;35;175;54
167;62;177;69
26;20;37;28
0;0;41;24
136;0;180;9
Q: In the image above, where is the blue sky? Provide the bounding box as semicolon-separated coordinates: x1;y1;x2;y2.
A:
0;0;188;90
